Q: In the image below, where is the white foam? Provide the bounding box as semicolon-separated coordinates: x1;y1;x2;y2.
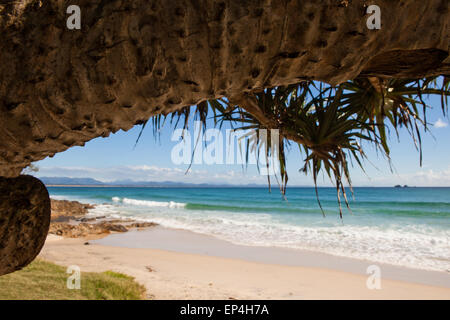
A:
149;215;450;272
99;198;450;272
112;197;186;208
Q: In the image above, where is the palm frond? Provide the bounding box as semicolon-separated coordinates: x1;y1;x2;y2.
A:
133;76;449;218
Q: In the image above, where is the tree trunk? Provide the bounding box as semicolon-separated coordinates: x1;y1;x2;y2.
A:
0;0;448;176
0;175;50;275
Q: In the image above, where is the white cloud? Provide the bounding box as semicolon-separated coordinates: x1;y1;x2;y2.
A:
366;166;450;187
434;118;448;128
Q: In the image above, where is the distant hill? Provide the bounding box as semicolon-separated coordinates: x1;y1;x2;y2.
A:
39;177;105;185
109;180;265;188
38;176;265;188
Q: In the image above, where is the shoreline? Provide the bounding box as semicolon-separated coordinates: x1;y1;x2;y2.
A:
92;225;450;288
39;233;450;300
39;225;450;300
39;197;450;299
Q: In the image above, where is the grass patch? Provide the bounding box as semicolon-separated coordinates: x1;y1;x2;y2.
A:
0;259;146;300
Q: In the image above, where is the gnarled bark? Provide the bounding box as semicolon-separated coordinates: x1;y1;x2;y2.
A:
0;175;50;276
0;0;448;176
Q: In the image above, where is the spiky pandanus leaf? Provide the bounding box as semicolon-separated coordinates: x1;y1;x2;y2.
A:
341;76;450;165
135;76;449;218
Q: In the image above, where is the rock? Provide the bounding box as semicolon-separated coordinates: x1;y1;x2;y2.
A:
129;222;158;228
98;222;128;233
52;215;79;223
105;218;135;224
51;199;95;220
49;222;111;238
77;217;97;222
47;199;157;238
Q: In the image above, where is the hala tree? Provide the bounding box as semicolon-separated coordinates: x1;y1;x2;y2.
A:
138;76;449;218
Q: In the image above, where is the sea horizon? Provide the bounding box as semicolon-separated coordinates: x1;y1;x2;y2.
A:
44;184;450;188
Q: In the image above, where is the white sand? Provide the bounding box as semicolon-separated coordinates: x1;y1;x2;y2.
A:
39;229;450;300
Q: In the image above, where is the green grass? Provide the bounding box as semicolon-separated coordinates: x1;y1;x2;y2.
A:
0;259;146;300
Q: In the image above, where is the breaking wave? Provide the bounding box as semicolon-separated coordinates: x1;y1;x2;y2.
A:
112;196;186;208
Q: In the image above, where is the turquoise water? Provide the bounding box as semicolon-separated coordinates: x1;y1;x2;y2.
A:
48;187;450;272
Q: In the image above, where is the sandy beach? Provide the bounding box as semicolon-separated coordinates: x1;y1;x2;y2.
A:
39;226;450;300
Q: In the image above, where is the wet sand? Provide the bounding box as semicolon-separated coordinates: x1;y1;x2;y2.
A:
38;226;450;300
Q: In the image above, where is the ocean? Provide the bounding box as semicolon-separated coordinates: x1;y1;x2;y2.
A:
47;186;450;272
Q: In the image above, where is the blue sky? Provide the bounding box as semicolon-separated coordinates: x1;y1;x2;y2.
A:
33;95;450;186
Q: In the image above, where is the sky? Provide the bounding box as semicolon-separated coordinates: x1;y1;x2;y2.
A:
32;94;450;187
